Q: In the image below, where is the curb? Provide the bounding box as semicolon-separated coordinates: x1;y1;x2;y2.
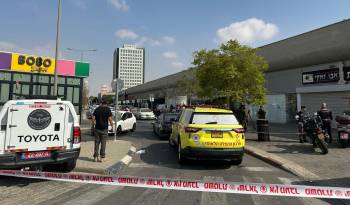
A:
104;145;136;175
74;145;136;175
245;144;321;181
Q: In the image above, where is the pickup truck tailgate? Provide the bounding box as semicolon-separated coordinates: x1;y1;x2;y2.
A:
6;103;67;152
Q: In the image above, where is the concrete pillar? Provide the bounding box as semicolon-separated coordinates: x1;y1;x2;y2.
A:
297;93;301;111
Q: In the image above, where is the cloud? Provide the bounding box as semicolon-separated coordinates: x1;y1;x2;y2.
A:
162;36;175;44
216;18;278;44
115;29;139;40
162;51;177;60
171;62;185;69
0;41;62;58
134;36;161;47
108;0;129;11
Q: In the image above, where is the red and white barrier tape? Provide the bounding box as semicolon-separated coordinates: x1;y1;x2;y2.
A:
0;170;349;199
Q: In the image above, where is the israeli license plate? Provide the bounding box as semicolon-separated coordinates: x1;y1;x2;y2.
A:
22;151;51;160
340;132;349;140
211;131;223;138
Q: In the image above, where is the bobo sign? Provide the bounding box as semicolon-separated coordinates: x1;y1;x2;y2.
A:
11;53;55;75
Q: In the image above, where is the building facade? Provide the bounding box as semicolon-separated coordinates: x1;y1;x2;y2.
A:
0;51;90;116
121;19;350;124
113;44;145;90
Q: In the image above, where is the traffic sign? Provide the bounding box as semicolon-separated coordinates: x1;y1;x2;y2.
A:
111;78;124;92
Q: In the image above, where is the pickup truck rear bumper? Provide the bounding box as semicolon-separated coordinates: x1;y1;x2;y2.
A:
0;148;80;169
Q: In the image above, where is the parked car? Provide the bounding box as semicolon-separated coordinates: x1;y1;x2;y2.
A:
135;108;156;120
108;110;137;134
169;107;245;165
153;112;179;139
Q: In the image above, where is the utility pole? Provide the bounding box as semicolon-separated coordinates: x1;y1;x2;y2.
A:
53;0;61;97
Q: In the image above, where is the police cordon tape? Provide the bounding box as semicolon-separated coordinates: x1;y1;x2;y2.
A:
0;170;350;199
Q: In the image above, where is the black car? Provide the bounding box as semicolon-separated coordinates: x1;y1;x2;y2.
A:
153;112;178;139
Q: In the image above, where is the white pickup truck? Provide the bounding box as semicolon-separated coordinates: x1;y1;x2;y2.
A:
0;99;81;172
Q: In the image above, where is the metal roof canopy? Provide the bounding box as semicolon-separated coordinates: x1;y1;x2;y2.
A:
124;19;350;95
257;19;350;72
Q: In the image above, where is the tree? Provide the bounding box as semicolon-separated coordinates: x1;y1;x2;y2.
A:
176;67;200;105
193;40;268;105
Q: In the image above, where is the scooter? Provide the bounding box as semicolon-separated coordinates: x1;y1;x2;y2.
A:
335;114;350;148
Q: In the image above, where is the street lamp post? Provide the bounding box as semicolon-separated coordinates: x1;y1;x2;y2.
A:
53;0;62;97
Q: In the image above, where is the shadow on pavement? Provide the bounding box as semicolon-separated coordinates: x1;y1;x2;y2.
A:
0;175;45;187
293;177;350;205
139;142;232;170
268;144;321;155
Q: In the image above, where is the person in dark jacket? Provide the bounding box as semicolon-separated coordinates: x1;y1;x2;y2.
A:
257;106;266;119
92;100;113;162
296;106;307;143
317;103;333;143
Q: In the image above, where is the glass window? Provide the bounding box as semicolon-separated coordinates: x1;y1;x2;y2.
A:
0;72;11;81
67;87;73;101
40;86;48;95
51;76;66;84
0;84;9;103
73;87;80;103
13;73;31;82
191;113;239;125
22;85;30;95
67;78;81;86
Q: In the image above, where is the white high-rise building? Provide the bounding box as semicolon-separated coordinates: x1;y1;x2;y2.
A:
113;44;145;90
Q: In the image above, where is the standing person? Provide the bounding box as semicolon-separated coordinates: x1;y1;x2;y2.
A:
317;103;333;143
92;100;113;162
238;104;248;131
257;106;266;119
296;106;307;143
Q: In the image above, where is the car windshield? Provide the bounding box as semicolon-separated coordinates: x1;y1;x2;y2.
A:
191;113;239;125
164;114;178;121
140;108;152;112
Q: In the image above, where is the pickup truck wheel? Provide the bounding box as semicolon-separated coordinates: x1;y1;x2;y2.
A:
62;160;77;172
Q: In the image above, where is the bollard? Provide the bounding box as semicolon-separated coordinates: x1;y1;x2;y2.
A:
257;119;270;141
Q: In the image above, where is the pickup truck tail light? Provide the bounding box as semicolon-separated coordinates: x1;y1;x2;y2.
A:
73;127;81;144
185;127;202;133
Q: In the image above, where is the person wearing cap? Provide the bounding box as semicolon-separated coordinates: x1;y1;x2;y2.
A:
317;103;333;143
92;100;113;162
296;106;307;143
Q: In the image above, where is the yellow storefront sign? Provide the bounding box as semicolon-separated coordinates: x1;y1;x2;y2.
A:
11;53;55;74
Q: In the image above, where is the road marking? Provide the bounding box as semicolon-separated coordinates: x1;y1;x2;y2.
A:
130;176;171;205
121;155;133;165
277;177;330;205
242;167;277;172
128;162;177;169
242;176;277;205
61;185;123;205
136;149;146;154
130;146;137;153
201;176;228;205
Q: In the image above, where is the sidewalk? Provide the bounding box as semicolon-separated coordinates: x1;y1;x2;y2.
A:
74;134;134;175
245;128;350;182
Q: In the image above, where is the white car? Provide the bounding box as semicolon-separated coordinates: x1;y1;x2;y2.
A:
0;99;81;172
135;108;156;120
108;111;137;134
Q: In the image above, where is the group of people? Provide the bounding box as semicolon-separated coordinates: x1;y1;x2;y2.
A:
296;103;333;144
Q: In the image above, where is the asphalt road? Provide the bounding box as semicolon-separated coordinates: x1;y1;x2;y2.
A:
0;121;337;205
